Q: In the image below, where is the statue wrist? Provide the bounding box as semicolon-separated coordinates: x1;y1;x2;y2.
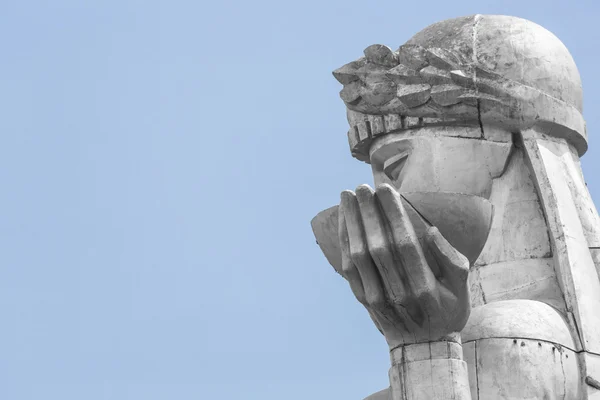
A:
388;336;472;400
389;337;464;365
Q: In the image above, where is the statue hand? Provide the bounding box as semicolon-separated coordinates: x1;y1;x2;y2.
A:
338;184;471;349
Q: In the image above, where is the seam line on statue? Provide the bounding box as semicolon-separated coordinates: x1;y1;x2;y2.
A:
463;337;600;357
354;126;512;143
471;256;554;270
462;336;579;353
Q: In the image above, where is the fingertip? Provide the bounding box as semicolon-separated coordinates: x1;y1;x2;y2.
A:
376;183;395;196
355;184;375;202
356;184;374;193
377;183;395;192
376;183;404;214
341;190;361;215
340;190;355;202
376;183;402;203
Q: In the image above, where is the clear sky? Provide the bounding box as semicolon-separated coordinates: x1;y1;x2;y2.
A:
0;1;599;399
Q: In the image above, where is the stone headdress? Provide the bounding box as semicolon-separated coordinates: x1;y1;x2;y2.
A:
335;15;586;162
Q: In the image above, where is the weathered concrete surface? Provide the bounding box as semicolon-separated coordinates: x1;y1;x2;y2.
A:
522;130;600;353
474;148;551;266
389;342;470;399
580;352;600;399
469;258;564;311
313;14;600;400
474;338;580;399
389;357;471;400
463;301;581;399
462;300;576;349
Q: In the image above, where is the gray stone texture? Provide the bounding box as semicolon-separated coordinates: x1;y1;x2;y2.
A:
312;14;600;400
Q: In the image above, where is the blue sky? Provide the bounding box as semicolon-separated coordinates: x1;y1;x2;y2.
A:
0;1;599;399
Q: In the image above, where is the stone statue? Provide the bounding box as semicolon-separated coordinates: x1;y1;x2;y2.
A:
311;15;600;399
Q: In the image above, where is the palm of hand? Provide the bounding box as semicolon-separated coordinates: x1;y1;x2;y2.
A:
338;184;471;349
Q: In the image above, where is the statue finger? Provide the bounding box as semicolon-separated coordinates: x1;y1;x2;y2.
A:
338;203;366;304
341;190;386;310
355;184;406;305
376;184;437;302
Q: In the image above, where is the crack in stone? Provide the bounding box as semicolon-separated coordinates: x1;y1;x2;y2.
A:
474;341;480;400
585;376;600;390
476;99;485;138
462;336;600;358
558;349;566;400
472;14;483;139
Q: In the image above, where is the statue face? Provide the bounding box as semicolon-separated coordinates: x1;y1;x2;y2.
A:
369;126;514;199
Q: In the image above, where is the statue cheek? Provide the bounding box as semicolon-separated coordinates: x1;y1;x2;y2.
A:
395;154;438;193
438;169;493;199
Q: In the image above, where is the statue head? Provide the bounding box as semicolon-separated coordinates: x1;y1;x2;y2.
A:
315;13;600;372
334;14;587;178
